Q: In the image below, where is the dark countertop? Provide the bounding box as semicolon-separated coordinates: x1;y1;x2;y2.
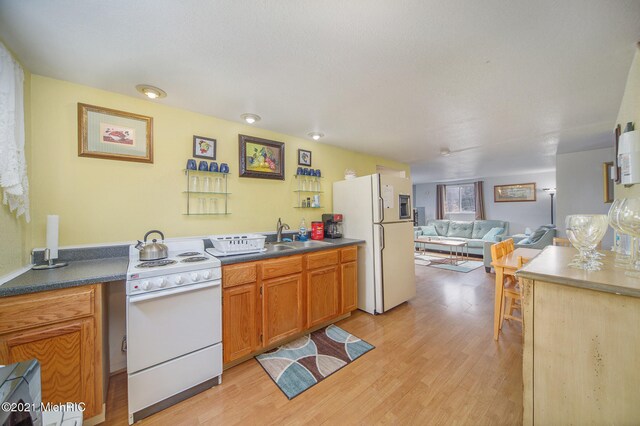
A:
214;238;364;265
0;238;364;297
0;257;129;297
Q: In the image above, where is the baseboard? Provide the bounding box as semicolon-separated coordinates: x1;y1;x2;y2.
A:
110;367;127;376
84;403;106;426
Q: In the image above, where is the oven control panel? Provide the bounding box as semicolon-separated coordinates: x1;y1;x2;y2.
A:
127;267;221;295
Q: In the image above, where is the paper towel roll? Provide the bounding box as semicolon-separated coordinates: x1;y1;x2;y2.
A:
46;215;59;259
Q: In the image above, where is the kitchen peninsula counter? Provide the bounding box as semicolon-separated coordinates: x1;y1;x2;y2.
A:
517;246;640;425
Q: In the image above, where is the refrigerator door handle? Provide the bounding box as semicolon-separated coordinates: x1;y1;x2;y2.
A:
378;196;385;223
379;224;385;251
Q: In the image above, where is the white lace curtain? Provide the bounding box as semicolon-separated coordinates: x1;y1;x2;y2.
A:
0;42;29;222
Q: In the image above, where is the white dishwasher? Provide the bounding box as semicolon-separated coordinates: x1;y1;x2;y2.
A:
126;239;222;424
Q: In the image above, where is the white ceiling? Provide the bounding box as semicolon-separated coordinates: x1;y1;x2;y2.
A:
1;1;639;183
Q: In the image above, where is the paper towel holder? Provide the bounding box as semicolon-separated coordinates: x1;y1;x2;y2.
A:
32;248;68;270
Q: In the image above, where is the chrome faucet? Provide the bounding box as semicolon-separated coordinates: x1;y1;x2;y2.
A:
276;217;290;242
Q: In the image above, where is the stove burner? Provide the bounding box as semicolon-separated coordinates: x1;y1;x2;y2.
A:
136;259;177;268
177;251;202;257
181;256;209;263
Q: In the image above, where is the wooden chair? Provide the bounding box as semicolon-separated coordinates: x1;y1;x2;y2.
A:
501;256;530;328
491;239;515;285
553;237;571;247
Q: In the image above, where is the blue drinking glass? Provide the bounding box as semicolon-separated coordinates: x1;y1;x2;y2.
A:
209;161;219;172
186;159;197;170
220;163;229;173
198;160;209;171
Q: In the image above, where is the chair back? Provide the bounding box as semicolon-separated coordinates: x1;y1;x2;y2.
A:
491;238;515;262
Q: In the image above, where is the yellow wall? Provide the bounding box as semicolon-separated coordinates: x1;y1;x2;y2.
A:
615;46;640;199
0;49;32;277
28;75;409;248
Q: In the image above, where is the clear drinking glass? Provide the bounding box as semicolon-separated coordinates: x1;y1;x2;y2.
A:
209;197;218;214
565;214;608;271
608;198;630;267
203;176;211;193
189;175;199;192
618;198;640;276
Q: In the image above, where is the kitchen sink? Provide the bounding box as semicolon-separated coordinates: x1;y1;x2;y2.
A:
291;240;332;248
265;243;296;251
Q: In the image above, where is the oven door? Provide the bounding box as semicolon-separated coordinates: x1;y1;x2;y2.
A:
127;281;221;373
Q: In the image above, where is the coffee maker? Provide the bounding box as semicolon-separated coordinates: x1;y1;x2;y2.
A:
322;214;343;239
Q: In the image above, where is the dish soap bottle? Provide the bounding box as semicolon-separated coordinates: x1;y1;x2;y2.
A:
298;218;308;241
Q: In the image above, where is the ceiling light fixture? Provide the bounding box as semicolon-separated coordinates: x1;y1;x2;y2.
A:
135;84;166;99
308;132;324;141
241;113;261;124
440;148;451;157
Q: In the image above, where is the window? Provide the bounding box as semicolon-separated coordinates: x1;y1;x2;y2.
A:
445;184;475;214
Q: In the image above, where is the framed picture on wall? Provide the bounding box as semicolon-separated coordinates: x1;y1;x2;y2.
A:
193;135;216;159
603;161;615;203
494;183;536;202
78;103;153;163
239;134;285;180
298;149;312;166
614;124;622;184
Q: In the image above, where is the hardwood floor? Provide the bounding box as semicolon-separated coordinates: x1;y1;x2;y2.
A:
104;263;523;425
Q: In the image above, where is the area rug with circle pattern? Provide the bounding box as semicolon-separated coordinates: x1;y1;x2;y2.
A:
255;324;374;399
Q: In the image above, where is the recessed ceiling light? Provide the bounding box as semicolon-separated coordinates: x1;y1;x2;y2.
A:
440;148;451;157
241;113;261;124
135;84;166;99
308;132;324;141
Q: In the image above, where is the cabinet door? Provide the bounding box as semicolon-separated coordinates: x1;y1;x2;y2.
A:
222;283;260;363
341;261;358;314
0;318;98;417
262;274;304;346
307;266;340;327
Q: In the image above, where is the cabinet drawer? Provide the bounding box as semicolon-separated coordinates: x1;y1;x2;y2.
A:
262;255;303;279
223;262;258;288
0;286;95;335
306;250;339;270
340;246;358;263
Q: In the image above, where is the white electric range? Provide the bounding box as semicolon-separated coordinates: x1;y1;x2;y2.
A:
126;239;222;424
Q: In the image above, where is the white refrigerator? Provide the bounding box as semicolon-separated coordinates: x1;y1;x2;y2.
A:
333;174;416;314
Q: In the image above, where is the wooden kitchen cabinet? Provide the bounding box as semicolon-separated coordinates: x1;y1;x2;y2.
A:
222;283;260;363
339;247;358;313
222;261;261;363
0;285;103;418
221;245;359;365
262;273;304;346
340;260;358;314
306;250;340;328
306;266;340;327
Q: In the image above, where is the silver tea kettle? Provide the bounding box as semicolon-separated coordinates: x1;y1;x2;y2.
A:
135;230;168;260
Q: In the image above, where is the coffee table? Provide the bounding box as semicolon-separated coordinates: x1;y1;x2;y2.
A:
414;237;469;266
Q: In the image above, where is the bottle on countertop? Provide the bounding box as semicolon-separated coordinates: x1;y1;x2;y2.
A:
299;218;308;241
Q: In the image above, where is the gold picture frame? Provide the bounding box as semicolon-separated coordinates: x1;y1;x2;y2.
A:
494;183;536;202
78;103;153;163
603;161;614;203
